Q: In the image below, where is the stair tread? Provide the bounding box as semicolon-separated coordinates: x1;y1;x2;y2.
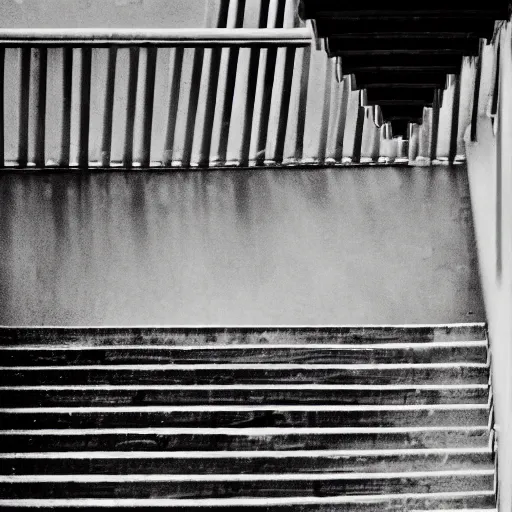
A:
0;324;486;347
2;426;489;434
1;403;490;412
0;342;488;365
0;324;493;507
0;469;496;481
0;341;488;350
0;448;492;457
0;489;496;505
1;363;489;369
0;384;489;390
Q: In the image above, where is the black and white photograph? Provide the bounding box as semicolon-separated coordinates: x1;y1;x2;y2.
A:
0;1;510;510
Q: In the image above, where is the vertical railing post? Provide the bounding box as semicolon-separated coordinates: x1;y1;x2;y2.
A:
471;40;484;142
60;47;73;167
123;47;139;168
430;89;440;163
35;47;47;168
78;47;91;169
352;93;365;164
283;43;310;164
140;46;157;168
18;48;31;168
101;46;117;167
316;57;333;164
162;48;184;166
0;47;5;168
449;73;461;164
181;47;204;167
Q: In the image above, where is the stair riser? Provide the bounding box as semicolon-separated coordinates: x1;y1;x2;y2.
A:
2;453;494;475
0;496;498;512
0;409;490;429
0;367;489;385
0;475;494;498
0;346;487;366
0;388;489;407
0;430;489;452
0;325;486;346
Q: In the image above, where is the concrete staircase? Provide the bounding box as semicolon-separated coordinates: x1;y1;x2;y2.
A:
0;324;496;511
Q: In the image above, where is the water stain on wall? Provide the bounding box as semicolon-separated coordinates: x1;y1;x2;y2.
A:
0;167;484;326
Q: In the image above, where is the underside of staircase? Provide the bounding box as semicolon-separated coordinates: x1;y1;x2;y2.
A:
0;324;495;511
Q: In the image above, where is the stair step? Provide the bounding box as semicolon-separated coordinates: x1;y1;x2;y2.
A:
0;471;495;498
0;404;490;429
0;363;489;385
0;493;497;511
0;324;486;347
0;324;494;508
0;449;493;475
0;342;488;365
0;426;490;452
0;384;489;406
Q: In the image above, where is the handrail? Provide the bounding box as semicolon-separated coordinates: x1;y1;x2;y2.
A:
0;27;313;47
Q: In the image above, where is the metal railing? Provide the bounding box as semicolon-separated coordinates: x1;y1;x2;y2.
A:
0;26;469;170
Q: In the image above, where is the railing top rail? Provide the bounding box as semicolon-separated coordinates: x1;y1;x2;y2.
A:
0;27;313;47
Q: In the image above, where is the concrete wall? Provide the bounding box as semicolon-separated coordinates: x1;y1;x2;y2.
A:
0;0;207;28
0;167;484;326
464;20;512;512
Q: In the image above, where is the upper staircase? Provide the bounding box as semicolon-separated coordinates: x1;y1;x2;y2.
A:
0;324;495;511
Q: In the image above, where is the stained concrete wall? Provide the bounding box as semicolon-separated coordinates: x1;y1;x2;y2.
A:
0;167;484;326
464;21;512;512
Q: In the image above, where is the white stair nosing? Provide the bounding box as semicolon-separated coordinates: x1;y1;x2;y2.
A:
0;404;490;413
0;383;490;391
0;341;488;351
0;447;493;459
0;426;490;435
0;490;496;508
0;322;487;329
0;363;489;370
0;469;496;483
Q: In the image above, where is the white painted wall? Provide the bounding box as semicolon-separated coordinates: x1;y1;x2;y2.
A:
464;20;512;512
0;167;484;326
0;0;207;28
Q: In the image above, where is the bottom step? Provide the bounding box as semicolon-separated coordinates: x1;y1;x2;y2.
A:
0;491;496;510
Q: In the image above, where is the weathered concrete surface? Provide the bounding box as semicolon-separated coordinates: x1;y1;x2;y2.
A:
464;21;512;512
0;167;483;326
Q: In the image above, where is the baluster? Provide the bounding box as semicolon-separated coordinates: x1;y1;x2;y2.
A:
181;47;204;167
449;73;461;164
140;46;157;168
18;47;31;167
352;96;365;164
60;47;73;167
430;90;440;162
101;46;117;167
470;40;484;142
0;47;4;167
78;47;91;168
35;47;47;168
162;48;183;166
124;47;139;168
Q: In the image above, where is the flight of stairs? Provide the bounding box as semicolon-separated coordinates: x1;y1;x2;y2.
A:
0;324;496;511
